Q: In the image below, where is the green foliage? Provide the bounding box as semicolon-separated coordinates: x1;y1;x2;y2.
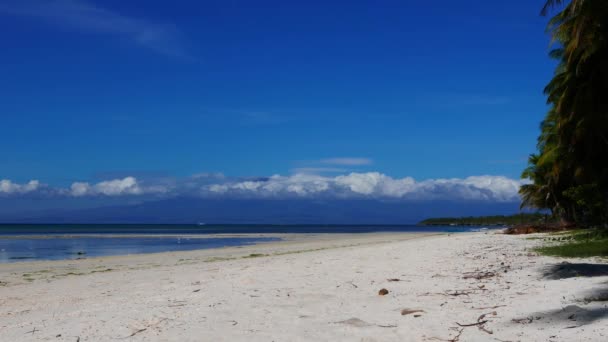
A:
419;213;551;226
537;240;608;258
536;229;608;257
521;0;608;227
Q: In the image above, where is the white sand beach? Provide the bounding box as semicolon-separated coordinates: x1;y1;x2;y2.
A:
1;232;607;341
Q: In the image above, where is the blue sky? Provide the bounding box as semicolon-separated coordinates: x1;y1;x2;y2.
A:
0;1;555;218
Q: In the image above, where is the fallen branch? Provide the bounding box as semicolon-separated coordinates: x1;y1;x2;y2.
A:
25;327;38;335
477;313;495;334
122;328;147;339
456;320;488;327
449;328;464;342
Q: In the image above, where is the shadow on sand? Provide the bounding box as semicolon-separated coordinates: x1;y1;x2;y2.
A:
533;304;608;326
517;283;608;327
510;264;608;327
542;262;608;280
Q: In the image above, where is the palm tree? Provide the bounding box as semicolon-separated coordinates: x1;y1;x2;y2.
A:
522;0;608;226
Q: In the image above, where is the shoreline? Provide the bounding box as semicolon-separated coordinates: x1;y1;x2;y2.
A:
1;231;606;341
0;232;441;285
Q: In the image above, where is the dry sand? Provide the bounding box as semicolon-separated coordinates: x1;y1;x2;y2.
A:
1;232;607;341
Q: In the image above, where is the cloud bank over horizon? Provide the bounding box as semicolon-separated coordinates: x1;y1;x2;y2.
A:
0;172;525;202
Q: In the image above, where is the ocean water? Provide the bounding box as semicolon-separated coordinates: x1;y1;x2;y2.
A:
0;224;489;235
0;224;495;263
0;236;280;263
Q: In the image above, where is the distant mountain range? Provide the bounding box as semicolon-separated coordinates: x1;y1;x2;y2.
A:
0;197;521;224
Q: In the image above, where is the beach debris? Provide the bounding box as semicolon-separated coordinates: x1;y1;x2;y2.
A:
387;278;401;282
401;309;425;316
122;328;147;338
472;305;506;310
452;311;496;336
378;288;389;296
456;320;488;327
476;311;497;334
25;327;38;335
193;289;201;293
333;318;397;329
446;327;465;342
445;290;473;297
511;316;536;324
334;318;373;327
462;271;496;280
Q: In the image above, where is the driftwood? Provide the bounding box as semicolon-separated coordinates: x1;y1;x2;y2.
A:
476;311;497;334
401;309;425;316
456;320;488;327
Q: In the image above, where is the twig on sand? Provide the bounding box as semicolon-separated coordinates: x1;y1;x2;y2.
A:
456;320;488;327
511;317;535;324
476;311;497;334
122;328;147;339
25;327;38;335
448;328;464;342
463;272;496;280
426;327;464;342
419;289;480;297
472;305;506;310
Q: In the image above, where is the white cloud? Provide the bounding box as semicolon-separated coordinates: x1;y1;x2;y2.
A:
0;180;40;194
70;176;166;197
94;177;142;195
0;173;525;202
70;182;91;196
202;172;523;202
0;0;188;58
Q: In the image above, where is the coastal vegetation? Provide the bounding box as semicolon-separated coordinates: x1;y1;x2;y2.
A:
536;229;608;257
418;213;551;226
519;0;608;228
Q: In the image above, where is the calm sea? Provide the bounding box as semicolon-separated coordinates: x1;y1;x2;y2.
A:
0;224;495;263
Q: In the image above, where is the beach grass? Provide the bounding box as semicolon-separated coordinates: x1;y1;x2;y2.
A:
536;229;608;258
